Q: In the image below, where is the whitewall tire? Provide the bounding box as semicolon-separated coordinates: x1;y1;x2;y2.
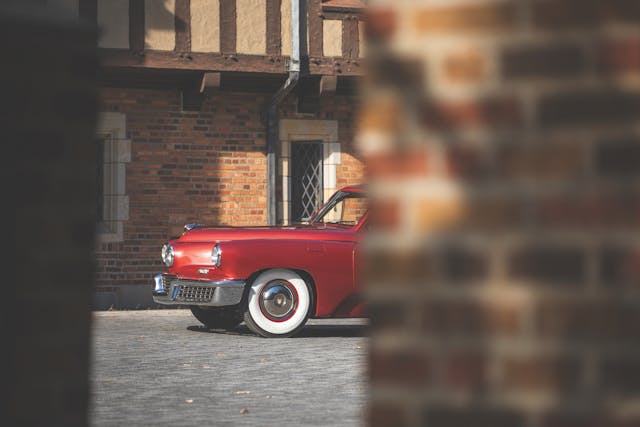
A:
243;269;312;338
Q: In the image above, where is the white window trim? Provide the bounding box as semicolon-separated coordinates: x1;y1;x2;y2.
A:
278;119;341;225
96;112;131;243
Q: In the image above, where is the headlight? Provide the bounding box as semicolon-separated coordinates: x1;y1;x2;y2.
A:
161;243;174;267
211;244;222;267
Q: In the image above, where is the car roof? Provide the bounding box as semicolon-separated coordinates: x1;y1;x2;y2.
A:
340;184;366;194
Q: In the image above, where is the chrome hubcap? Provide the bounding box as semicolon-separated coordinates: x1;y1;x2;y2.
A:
259;280;296;321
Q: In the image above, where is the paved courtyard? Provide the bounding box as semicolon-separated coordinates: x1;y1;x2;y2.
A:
90;309;368;426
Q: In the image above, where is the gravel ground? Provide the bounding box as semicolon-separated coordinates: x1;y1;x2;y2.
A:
89;309;368;426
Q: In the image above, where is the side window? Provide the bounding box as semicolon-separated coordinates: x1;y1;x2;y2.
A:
342;196;367;224
323;199;344;223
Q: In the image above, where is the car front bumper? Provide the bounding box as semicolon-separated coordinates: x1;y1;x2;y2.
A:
152;274;245;307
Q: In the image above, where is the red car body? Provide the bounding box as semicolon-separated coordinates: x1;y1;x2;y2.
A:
153;185;367;336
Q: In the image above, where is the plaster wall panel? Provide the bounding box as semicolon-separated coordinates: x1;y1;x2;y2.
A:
97;0;129;48
323;19;342;57
280;0;291;56
236;0;266;54
191;0;220;52
145;0;176;50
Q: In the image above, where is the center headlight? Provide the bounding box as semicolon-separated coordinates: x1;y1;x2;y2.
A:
161;243;174;267
211;244;222;267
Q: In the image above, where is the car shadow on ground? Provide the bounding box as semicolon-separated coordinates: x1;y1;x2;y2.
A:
187;323;369;338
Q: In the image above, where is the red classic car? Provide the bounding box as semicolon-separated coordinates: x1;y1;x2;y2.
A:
153;185;367;337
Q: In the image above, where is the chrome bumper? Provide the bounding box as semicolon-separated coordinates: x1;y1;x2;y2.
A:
152;274;245;307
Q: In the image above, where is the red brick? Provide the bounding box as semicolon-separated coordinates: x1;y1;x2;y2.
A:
413;2;517;33
366;8;397;41
600;244;640;287
420;96;522;130
599;358;640;395
424;407;525;427
537;300;640;342
534;0;640;29
595;137;640;177
369;402;409;427
95;88;363;287
438;246;489;283
443;49;487;84
445;144;491;180
502;43;587;79
369;349;432;387
365;246;436;286
367;199;401;230
542;412;640;427
422;300;523;337
502;356;582;392
445;352;487;391
508;245;585;285
599;37;640;76
495;142;585;180
538;90;640;128
534;190;640;229
366;147;429;179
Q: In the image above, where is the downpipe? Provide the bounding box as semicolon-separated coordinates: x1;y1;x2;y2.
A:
265;0;300;225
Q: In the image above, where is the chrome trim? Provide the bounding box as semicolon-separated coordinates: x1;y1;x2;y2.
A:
161;244;174;267
152;274;245;307
212;244;222;267
259;280;296;320
184;223;206;232
153;274;165;294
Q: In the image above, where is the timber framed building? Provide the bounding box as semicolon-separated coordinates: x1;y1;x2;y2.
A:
46;0;366;308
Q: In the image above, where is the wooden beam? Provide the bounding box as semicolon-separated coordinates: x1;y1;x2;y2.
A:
199;72;221;94
266;0;281;55
220;0;237;54
308;0;323;57
99;49;286;73
309;56;362;75
78;0;97;24
129;0;145;52
175;0;191;52
98;49;365;76
321;0;366;14
321;11;359;20
342;16;359;59
319;75;337;95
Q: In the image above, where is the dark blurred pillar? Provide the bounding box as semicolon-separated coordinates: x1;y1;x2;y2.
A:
360;1;640;426
0;4;97;426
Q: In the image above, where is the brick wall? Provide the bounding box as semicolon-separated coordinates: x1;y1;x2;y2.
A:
360;0;640;426
96;87;362;303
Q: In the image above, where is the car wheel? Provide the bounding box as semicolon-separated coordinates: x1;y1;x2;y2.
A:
243;269;312;338
190;306;242;330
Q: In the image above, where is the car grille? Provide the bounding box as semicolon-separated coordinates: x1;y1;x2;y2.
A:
162;275;176;293
175;285;214;303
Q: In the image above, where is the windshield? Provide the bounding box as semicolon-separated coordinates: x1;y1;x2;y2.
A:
310;191;367;227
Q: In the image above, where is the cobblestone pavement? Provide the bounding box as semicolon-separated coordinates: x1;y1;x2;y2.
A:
90;309;368;427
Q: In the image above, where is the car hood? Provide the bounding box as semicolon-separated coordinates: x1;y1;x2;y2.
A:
176;224;357;243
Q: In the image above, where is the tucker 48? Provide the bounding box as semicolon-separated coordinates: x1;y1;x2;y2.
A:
153;186;367;337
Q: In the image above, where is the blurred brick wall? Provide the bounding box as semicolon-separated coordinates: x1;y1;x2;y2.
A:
1;5;97;426
360;0;640;426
